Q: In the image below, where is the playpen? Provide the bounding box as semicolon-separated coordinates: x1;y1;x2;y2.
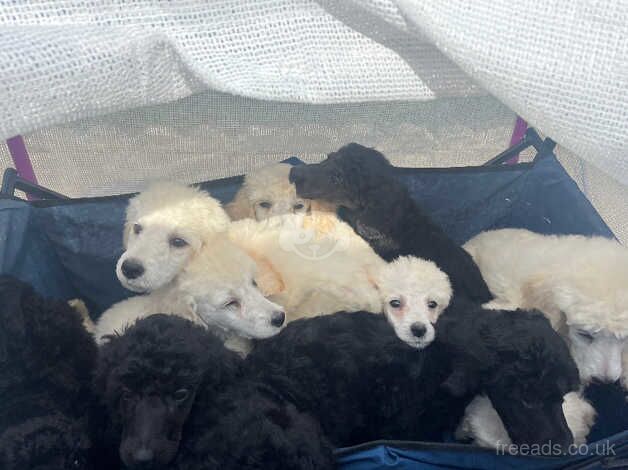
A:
1;1;627;469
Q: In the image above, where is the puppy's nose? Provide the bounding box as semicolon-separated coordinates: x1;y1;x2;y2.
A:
121;259;145;279
410;322;427;338
132;447;154;463
270;311;286;327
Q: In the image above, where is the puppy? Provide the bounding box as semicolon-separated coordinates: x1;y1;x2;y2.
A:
289;143;493;304
116;182;230;293
96;315;334;469
464;228;628;384
95;236;286;356
226;163;335;221
94;314;242;468
247;305;578;450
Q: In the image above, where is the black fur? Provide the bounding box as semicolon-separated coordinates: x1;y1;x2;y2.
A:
289;143;493;303
0;275;97;470
94;314;241;468
96;314;334;470
247;308;579;449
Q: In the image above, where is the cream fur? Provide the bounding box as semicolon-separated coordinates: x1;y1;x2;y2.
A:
455;392;596;448
96;236;285;356
373;256;452;349
117;182;230;293
226;163;336;221
464;228;628;383
227;211;385;320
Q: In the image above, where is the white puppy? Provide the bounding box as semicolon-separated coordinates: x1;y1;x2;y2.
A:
226;163;335;221
96;236;285;356
227;211;385;319
456;392;596;448
464;228;628;384
372;256;452;349
116;182;230;293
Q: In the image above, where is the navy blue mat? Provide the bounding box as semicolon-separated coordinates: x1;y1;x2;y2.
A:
0;147;625;469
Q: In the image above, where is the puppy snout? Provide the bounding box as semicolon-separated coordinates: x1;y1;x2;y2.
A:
410;322;427;339
270;310;286;327
121;259;145;279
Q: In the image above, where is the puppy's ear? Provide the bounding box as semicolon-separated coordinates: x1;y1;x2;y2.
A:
249;253;285;296
521;275;568;334
225;189;254;221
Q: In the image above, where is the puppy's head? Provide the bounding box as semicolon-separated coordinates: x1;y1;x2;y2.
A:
522;254;628;384
371;256;452;349
117;182;229;293
290;143;392;208
178;239;286;339
227;163;313;221
0;414;91;470
96;315;239;469
481;310;580;450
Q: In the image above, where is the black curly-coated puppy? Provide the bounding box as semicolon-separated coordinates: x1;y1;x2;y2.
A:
289;143;493;304
94;314;241;468
436;298;580;448
247;308;579;450
0;275;97;470
96;314;334;470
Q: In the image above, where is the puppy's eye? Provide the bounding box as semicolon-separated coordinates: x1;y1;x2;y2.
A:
173;388;189;403
169;237;188;248
133;223;142;234
521;400;538;409
293;202;305;211
252;279;258;287
427;300;438;309
224;299;240;309
577;330;594;342
258;201;272;209
389;299;401;309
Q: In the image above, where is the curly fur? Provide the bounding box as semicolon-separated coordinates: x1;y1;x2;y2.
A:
436;299;580;448
96;315;333;469
247;305;578;449
172;378;334;470
289;143;493;304
117;181;230;293
94;314;242;468
226;163;336;221
455;392;596;448
464;228;628;384
0;276;97;469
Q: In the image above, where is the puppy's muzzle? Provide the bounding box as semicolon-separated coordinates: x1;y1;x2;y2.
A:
121;259;145;280
410;322;427;339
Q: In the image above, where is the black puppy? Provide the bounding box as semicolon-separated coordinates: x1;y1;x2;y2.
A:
290;143;493;303
94;314;241;468
96;314;334;469
436;298;580;447
0;276;97;469
247;308;579;450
